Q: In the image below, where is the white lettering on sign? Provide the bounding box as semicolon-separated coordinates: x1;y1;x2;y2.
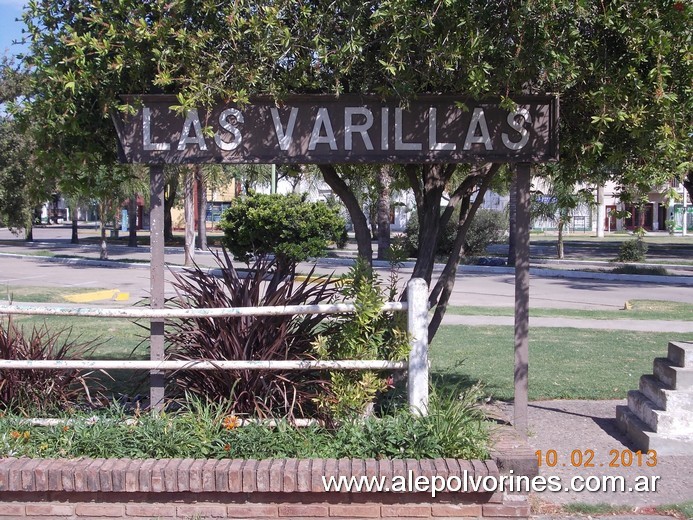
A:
344;107;374;151
177;109;208;151
394;108;422;151
137;101;545;158
428;108;456;151
381;108;389;150
143;107;170;151
214;108;244;151
463;108;492;151
309;107;338;151
502;109;532;150
271;107;298;151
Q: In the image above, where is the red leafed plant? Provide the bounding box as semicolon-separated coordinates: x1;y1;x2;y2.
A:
0;316;101;415
165;250;340;419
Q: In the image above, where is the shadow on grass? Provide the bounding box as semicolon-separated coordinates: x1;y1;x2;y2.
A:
430;370;507;399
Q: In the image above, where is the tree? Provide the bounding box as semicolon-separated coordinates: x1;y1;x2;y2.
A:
0;57;48;237
18;0;691;341
532;167;594;259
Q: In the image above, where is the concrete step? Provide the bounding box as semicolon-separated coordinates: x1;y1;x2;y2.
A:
668;341;693;368
638;374;693;412
627;390;693;434
616;405;693;456
653;357;693;390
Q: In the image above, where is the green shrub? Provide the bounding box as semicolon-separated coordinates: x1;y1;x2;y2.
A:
612;265;668;276
0;389;489;460
404;208;507;258
617;238;648;262
220;193;346;273
0;317;100;415
165;250;340;419
463;209;508;256
312;259;409;421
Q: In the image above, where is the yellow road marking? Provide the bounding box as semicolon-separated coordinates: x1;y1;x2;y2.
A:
63;289;129;303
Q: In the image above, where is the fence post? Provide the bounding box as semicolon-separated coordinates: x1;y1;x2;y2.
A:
407;278;429;415
149;164;166;412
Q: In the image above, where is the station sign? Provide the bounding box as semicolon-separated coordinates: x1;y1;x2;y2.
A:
113;94;558;164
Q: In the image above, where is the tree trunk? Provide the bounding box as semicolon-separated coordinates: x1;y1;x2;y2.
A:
596;185;605;238
507;173;517;265
428;164;500;340
557;220;564;259
319;164;373;263
368;202;378;241
99;202;108;260
195;166;207;250
184;168;195;266
128;195;138;247
376;166;392;260
164;171;179;242
684;171;693;203
412;165;447;284
71;210;79;244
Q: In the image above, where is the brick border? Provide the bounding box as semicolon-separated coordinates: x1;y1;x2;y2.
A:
0;427;535;519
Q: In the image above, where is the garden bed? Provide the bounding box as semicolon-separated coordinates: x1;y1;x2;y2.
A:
0;427;536;520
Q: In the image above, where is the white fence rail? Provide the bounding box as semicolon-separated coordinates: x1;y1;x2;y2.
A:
0;279;429;414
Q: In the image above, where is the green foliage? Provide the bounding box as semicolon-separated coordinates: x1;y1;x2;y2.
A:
405;209;507;258
312;259;409;421
0;317;101;415
0;390;489;460
462;210;508;257
165;250;340;419
0;118;31;230
617;238;648;262
220;193;346;273
611;265;668;276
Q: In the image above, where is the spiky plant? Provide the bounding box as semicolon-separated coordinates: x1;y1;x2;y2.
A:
165;250;339;419
0;316;100;415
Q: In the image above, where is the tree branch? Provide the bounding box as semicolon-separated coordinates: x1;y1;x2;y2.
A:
428;163;501;341
318;164;373;263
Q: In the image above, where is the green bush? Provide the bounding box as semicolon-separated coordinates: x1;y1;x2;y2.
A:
404;208;507;258
220;193;346;273
617;238;648;262
312;259;409;421
463;209;508;256
0;390;489;460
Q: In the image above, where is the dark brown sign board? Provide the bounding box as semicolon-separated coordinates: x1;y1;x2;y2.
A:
113;94;558;165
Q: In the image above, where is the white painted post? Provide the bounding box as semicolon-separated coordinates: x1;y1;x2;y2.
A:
407;278;429;415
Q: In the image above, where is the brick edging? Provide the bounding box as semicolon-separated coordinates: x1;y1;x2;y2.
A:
0;457;502;494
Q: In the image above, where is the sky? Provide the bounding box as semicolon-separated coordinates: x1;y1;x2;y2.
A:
0;0;28;59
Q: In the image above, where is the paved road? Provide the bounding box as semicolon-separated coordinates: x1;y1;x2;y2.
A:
2;248;693;312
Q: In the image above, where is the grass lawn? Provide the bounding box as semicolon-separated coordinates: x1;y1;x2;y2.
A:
430;325;692;401
446;299;693;322
2;285;112;303
4;286;692;403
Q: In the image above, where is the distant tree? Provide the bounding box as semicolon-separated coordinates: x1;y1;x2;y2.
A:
532;167;594;259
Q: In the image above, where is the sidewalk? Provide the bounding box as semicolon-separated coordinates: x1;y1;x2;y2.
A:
512;399;693;517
